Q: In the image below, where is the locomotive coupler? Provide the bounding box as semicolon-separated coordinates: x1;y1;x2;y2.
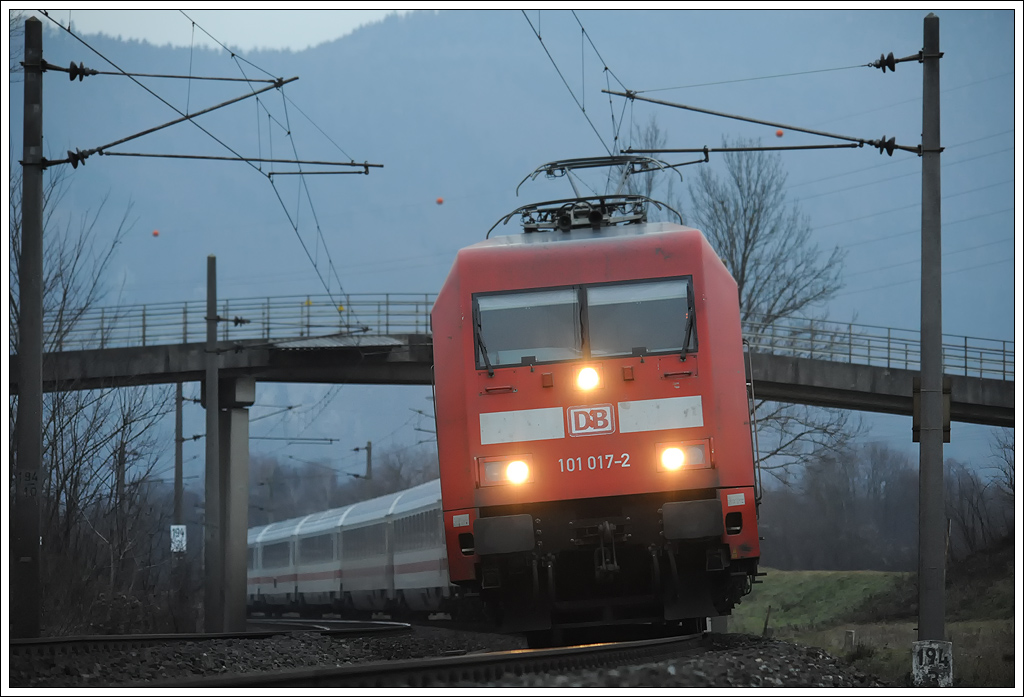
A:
595;520;620;581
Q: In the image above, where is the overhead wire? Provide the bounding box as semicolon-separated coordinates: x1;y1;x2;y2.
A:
37;11;268;177
283;93;354;162
638;64;864;94
521;10;612;156
178;11;276;79
278;91;341;297
606;54;1011;227
839;207;1012;250
264;385;346;455
787;128;1013;190
835;257;1013;299
177;11;362;316
810;70;1013;127
795;146;1012;202
843;236;1012;280
39;2;348;257
25;20;368;442
815;180;1011;230
372;412;421;448
186;19;195;113
571;10;628;92
570;9;632;155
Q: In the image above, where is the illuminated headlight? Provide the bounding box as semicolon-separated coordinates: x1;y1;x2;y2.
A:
577;367;600;390
479;456;532;486
657;442;709;472
661;447;685;470
506;460;529;484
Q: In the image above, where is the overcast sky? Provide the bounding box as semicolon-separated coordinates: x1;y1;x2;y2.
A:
28;8;409;52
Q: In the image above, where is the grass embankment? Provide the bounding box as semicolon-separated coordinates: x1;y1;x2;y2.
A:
727;543;1016;687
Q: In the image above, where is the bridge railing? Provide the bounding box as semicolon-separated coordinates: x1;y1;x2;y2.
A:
43;294;436;352
743;316;1014;381
37;295;1013;381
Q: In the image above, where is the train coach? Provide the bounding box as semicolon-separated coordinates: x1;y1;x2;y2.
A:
430;157;762;643
246;480;451;617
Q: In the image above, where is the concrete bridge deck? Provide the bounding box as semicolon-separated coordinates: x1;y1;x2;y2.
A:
9;293;1015;426
8;332;1014;428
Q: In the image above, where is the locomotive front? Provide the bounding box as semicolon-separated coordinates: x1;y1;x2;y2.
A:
432;165;760;642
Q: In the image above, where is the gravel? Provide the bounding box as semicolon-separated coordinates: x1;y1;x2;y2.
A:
458;633;891;688
9;627;889;688
8;626;525;688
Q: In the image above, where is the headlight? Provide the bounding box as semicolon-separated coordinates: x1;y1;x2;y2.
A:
657;442;709;472
506;460;529;484
479;455;532;486
577;367;600;390
661;447;685;470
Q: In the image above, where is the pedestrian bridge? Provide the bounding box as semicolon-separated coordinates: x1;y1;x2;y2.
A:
8;293;1015;427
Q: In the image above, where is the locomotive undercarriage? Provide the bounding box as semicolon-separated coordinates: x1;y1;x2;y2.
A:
475;493;757;642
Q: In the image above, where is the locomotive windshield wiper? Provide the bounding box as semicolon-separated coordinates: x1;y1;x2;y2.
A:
680;305;694;361
474;312;495;377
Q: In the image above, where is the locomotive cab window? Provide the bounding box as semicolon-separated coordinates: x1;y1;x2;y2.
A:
473;277;694;370
587;279;695;357
475;289;582;368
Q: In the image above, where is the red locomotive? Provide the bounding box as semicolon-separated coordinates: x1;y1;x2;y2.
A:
431;157;761;644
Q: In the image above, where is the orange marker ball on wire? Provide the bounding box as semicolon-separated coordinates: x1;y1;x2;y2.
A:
775;129;784;138
436;197;444;205
152;230;160;237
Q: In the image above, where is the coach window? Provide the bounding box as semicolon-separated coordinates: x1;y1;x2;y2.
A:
263;541;291;568
300;534;334;564
475;288;582;368
427;510;440;544
586;278;695;358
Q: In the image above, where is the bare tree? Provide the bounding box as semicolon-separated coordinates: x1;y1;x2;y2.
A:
343;446;439;503
686;137;845;326
248;446;439;524
249;453;350;524
612;115;683;223
686;136;854;480
9;10;26;80
944;458;988;557
989;428;1014;503
945;455;1013;559
619;123;856;481
760;443;918;570
620;116;667;198
10;88;175;636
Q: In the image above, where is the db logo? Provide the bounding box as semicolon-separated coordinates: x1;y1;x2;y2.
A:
567;404;615;437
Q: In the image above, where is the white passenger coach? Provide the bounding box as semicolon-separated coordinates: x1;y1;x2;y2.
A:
246;479;451;616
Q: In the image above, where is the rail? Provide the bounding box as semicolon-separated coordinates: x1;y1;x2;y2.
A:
152;632;704;688
30;294;1014;382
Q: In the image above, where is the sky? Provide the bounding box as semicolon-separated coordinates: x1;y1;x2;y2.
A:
29;7;409;52
5;7;1021;490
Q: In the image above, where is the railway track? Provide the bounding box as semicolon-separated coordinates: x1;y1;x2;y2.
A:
142;632;705;688
8;619;411;659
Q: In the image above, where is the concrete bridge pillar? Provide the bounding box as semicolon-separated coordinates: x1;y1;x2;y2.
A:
219;377;254;632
